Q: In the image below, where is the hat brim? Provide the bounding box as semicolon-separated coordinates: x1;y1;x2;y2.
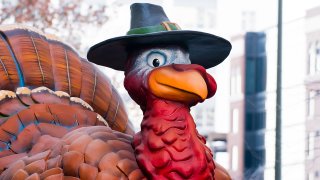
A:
87;30;232;71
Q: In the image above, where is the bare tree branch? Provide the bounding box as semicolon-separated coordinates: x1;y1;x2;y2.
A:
0;0;112;53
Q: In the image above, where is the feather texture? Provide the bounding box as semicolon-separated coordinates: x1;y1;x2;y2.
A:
0;33;20;89
0;26;131;133
0;25;145;180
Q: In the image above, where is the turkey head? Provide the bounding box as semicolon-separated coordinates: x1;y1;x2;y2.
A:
124;46;217;110
124;45;229;180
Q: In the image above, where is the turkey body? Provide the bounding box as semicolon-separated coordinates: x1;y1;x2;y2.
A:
0;25;144;179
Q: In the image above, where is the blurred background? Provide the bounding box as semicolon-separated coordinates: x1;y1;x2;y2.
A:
1;0;320;179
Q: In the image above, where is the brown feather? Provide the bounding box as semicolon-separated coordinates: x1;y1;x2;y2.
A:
0;26;133;134
79;60;96;106
49;42;72;94
64;49;82;97
105;87;129;132
3;29;54;89
91;70;112;120
0;35;19;90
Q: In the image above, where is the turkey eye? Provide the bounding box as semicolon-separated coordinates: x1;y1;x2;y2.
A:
147;52;166;67
153;59;160;67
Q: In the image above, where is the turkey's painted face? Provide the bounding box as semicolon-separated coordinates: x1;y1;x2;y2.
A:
124;45;217;110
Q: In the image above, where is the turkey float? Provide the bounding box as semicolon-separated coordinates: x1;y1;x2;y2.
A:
0;3;231;180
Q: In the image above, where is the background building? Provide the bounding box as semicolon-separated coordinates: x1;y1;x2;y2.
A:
243;32;267;179
305;5;320;180
228;32;267;179
224;0;318;179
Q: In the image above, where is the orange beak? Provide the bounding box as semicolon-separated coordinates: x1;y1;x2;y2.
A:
148;64;216;104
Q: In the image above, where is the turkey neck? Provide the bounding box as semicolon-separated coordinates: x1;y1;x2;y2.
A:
133;97;215;180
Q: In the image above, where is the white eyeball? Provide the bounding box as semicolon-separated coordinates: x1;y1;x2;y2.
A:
147;52;167;67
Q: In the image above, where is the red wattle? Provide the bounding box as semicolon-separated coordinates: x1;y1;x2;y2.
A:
133;97;215;180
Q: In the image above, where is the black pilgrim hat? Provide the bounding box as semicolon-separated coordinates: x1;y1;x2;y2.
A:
87;3;232;71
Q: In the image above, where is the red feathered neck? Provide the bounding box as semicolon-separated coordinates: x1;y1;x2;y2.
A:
133;97;215;179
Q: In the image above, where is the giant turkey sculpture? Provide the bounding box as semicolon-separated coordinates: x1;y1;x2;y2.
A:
0;3;231;180
88;3;232;180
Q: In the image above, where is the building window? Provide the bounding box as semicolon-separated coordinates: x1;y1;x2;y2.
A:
307;90;315;117
308;172;314;180
241;11;255;31
195;109;203;127
207;11;216;28
232;108;239;133
236;68;242;93
307;132;315;159
309;42;316;74
196;8;205;28
230;73;235;95
308;41;320;74
207;109;214;126
230;67;242;96
316;41;320;72
232;146;238;171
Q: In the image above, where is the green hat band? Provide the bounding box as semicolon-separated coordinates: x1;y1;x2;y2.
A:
127;21;181;35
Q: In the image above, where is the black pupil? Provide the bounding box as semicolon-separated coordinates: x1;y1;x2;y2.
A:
153;58;160;67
